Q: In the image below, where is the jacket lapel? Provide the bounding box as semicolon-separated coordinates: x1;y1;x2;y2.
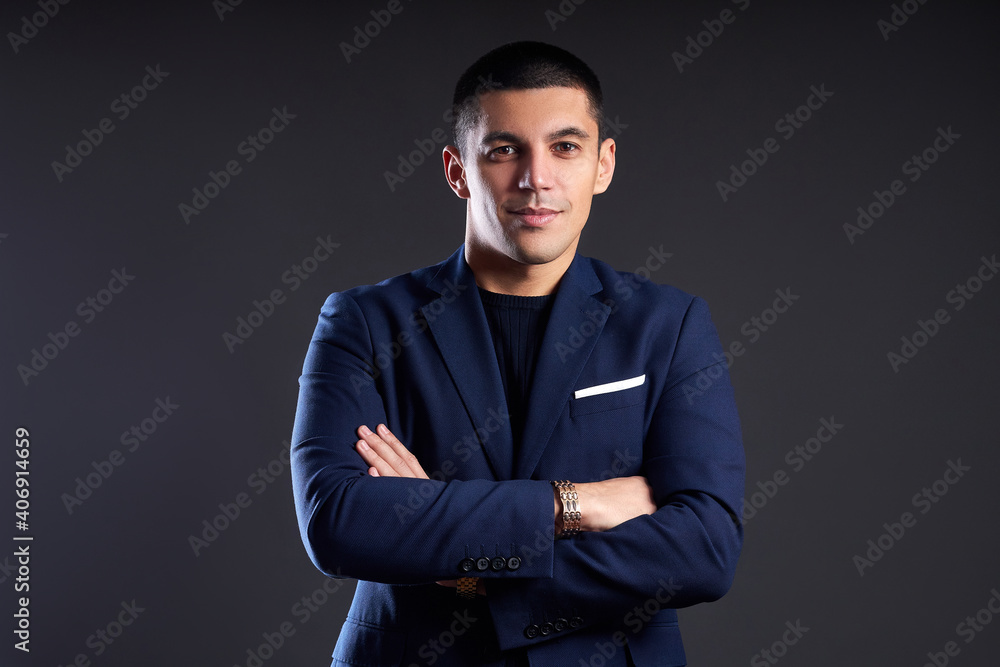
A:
515;253;611;479
422;247;515;480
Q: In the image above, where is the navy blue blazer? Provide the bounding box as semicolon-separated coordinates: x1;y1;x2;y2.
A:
291;245;745;666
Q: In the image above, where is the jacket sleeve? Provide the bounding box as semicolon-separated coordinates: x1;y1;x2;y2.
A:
486;296;746;651
290;291;556;584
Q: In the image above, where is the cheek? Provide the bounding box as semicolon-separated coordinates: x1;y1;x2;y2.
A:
562;164;597;196
566;178;595;211
467;173;495;206
471;168;507;199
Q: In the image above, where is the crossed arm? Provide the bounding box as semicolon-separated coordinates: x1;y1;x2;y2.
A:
353;422;657;595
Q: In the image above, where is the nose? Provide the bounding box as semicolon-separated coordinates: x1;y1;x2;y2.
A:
517;148;554;191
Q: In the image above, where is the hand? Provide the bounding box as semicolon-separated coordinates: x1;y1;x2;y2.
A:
354;423;428;479
354;424;484;593
562;476;656;533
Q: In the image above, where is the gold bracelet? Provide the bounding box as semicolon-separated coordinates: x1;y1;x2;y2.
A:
552;480;581;537
456;577;477;599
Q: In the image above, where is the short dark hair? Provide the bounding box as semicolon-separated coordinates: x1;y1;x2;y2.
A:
450;41;607;156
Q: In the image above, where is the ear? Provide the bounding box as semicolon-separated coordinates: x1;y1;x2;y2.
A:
443;145;470;199
592;138;616;195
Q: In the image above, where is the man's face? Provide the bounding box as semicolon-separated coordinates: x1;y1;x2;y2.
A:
445;86;615;271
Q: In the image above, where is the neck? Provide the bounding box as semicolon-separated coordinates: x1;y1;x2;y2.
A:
464;242;573;296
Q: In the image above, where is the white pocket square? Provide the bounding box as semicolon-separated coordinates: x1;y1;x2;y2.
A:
574;374;646;399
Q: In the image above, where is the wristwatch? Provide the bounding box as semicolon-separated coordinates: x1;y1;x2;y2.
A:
552;480;581;537
456;577;477;599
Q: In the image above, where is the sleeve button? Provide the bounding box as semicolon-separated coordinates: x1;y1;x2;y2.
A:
506;556;521;570
475;557;490;571
524;624;540;639
459;558;475;573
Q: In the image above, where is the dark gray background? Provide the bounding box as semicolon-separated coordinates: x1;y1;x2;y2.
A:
3;0;999;665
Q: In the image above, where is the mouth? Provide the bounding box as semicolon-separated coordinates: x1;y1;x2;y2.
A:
509;207;560;227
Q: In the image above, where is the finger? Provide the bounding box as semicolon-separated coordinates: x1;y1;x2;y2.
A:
376;423;429;479
356;425;419;477
355;438;399;477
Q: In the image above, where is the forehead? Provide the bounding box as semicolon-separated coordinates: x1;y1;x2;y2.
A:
472;87;597;138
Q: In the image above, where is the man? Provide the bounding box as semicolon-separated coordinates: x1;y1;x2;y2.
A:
291;41;745;666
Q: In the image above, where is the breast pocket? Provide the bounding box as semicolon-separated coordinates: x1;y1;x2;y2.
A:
570;374;646;418
562;377;646;479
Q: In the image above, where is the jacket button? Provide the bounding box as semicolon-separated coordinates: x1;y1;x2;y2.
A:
570;616;583;628
540;622;553;635
490;557;506;571
506;556;521;570
554;618;568;632
475;557;490;571
524;624;540;639
459;558;475;573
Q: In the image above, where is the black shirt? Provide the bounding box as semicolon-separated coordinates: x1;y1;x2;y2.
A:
477;287;557;460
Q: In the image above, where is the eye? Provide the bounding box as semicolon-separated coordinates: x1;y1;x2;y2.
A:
490;145;516;157
554;142;579;153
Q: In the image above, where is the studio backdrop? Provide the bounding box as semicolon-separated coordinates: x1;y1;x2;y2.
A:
2;0;998;665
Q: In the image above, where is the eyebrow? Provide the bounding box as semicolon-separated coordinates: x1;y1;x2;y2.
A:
481;126;591;146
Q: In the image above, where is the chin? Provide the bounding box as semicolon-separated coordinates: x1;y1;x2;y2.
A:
508;244;568;266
